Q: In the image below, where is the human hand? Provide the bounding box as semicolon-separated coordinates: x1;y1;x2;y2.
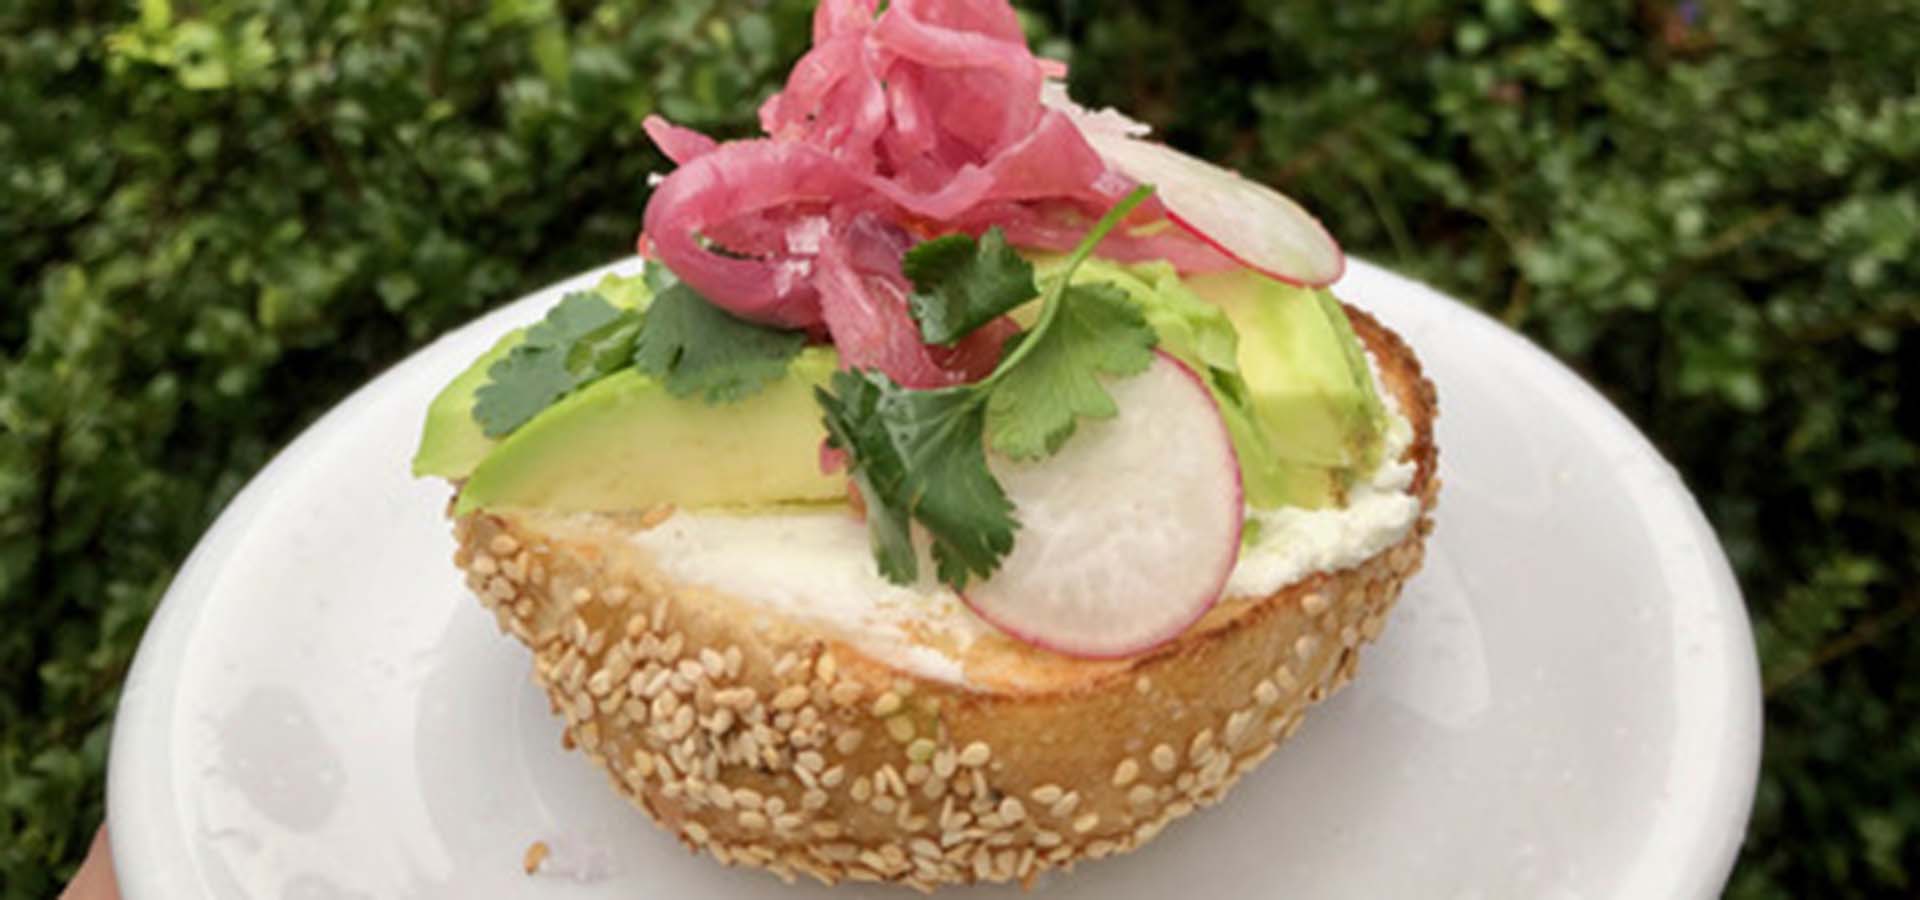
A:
59;826;118;900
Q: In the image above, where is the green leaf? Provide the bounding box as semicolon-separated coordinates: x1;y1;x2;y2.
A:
471;292;641;437
471;345;576;438
903;227;1038;344
631;280;807;403
816;370;1016;588
985;283;1156;460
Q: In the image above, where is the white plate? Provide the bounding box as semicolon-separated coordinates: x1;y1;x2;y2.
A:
109;259;1761;899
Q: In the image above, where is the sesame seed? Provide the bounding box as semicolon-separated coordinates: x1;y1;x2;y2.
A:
886;715;916;743
773;652;800;678
1274;664;1299;691
907;738;937;763
957;742;991;768
700;648;726;677
821;764;846;788
803;789;829;811
683;822;711;845
772;685;810;711
1294;633;1320;662
624;614;649;638
1254;679;1282;707
871;795;898;814
1134;676;1152;694
836;730;864;754
766;796;787;816
829;681;863;707
852;776;873;802
1049;791;1080;818
932;749;959;780
523;839;549;874
797;750;826;773
739;810;769;831
1033;829;1062;848
734;786;763;809
998;797;1026;823
879;764;907;797
1225;710;1256;748
921;775;948;801
1301;592;1330;616
815;653;838;683
905;762;930;785
1112;758;1140;787
707;783;733;809
1189;728;1215;762
1030;784;1063;805
714;687;755;710
1340;624;1360;648
1150;743;1178;773
872;692;904;717
724;645;743;679
1073;812;1100;834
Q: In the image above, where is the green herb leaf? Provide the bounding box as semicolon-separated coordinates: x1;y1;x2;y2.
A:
985;282;1157;459
816;187;1155;590
632;279;807;404
472;292;641;437
903;227;1038;344
816;370;1016;588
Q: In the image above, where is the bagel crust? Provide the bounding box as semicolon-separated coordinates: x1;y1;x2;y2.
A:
449;305;1438;891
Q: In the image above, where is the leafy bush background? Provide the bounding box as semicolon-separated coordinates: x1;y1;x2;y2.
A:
2;0;1914;895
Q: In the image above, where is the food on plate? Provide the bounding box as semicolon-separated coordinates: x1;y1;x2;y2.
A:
414;0;1436;889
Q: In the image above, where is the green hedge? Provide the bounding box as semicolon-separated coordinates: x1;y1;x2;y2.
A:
2;0;1915;895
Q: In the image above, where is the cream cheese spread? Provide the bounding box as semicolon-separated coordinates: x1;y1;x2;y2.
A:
629;353;1422;684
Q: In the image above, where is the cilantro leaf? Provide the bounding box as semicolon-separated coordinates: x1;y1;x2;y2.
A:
472;347;578;438
816;186;1155;591
818;372;920;583
632;280;807;404
817;369;1016;588
903;227;1038;345
472;292;642;437
985;282;1157;459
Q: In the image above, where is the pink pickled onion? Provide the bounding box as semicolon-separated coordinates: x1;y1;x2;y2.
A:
638;0;1239;385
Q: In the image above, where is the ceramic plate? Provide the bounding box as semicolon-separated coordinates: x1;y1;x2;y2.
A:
108;259;1761;899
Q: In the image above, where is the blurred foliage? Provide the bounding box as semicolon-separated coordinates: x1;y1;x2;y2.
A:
1;0;1915;895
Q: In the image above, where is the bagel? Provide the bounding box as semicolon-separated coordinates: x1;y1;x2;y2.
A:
446;305;1437;890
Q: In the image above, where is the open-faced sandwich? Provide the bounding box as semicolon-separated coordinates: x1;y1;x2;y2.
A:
412;0;1436;890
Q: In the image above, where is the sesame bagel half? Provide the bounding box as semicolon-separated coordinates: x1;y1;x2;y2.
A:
450;305;1437;891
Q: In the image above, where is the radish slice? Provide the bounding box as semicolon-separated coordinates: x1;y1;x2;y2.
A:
964;353;1244;658
1076;129;1346;287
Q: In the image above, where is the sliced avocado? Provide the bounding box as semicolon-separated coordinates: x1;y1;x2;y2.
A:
412;272;654;480
412;327;525;479
1030;257;1377;509
455;348;843;514
1185;270;1385;472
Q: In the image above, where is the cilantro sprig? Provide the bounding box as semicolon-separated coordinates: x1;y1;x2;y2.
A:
472;269;806;438
473;292;642;437
633;267;807;403
818;186;1159;588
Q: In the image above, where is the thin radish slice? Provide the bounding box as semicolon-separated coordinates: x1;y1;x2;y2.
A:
1075;129;1346;287
964;353;1243;658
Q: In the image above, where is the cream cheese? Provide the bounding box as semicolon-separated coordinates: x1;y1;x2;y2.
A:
629;354;1423;684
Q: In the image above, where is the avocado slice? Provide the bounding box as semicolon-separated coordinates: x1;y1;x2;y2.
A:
412;327;525;479
1186;271;1385;473
412;272;655;480
454;348;843;514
